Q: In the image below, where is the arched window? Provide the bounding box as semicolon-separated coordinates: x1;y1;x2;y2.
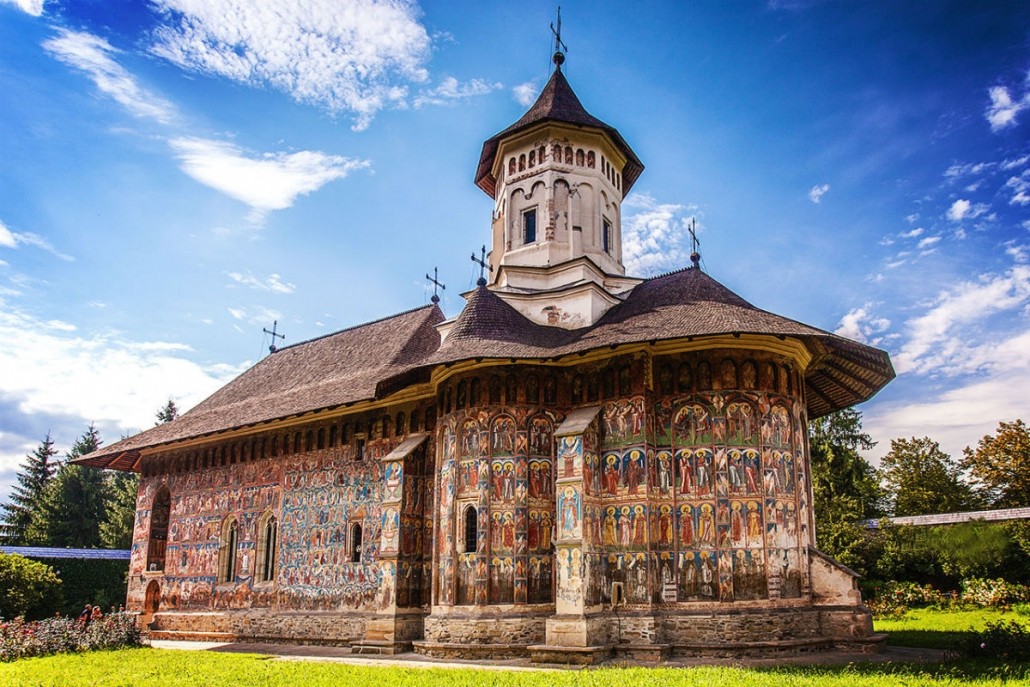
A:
538;145;546;162
552;144;562;162
519;154;526;171
328;425;337;448
410;410;420;433
508;158;516;176
528;149;536;167
571;374;584;404
564;146;573;164
255;513;278;583
350;523;363;563
147;486;170;572
456;380;468;409
305;431;314;452
395;411;406;437
587;151;595;168
317;428;325;450
576;148;585;166
218;517;239;583
463;505;477;553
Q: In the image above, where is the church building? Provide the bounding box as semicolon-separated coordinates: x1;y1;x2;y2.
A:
77;54;894;662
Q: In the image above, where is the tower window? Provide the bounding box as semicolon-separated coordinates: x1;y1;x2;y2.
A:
523;209;537;244
603;218;612;254
350;523;363;562
355;437;366;461
256;514;278;583
463;505;477;553
218;517;239;583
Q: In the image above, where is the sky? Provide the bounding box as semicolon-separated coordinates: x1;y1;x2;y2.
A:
1;0;1029;501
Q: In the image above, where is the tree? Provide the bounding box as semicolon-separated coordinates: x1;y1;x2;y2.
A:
0;433;58;545
880;437;980;516
100;471;138;549
155;399;179;425
25;424;109;548
961;419;1030;508
808;408;883;573
0;553;63;620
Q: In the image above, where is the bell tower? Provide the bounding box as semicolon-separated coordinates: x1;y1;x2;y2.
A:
473;51;645;329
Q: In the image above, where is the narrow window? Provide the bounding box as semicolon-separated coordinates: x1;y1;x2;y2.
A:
463;505;477;553
410;410;420;433
529;149;536;167
619;365;632;396
469;378;481;407
564;146;573;164
526;373;540;404
576;148;584;166
519;154;526;171
538;145;546;162
508;158;516;176
587;151;595;168
396;412;406;437
457;380;468;409
147;486;171;572
218;517;239;583
523;209;537;244
356;437;366;462
317;428;325;450
489;375;503;404
305;431;314;452
350;523;363;563
603;218;612;254
256;514;278;583
602;368;616;399
328;425;337;448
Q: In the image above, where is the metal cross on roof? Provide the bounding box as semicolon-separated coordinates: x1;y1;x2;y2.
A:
688;218;701;269
471;245;492;287
426;267;446;304
550;6;568;69
263;320;285;353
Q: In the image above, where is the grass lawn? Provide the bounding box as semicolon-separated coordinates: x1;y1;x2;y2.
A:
875;607;1029;651
3;609;1029;687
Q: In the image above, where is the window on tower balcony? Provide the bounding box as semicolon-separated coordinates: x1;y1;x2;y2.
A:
603;218;612;254
523;208;537;244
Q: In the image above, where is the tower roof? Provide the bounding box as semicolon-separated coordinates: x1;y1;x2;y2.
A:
475;69;644;197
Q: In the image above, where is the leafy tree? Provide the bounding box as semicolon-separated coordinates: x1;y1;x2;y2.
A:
0;553;63;620
0;433;58;545
155;399;179;425
808;408;883;573
962;419;1030;508
25;424;109;548
100;472;138;550
880;437;981;516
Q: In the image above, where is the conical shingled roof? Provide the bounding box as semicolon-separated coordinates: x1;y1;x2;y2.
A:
475;68;644;197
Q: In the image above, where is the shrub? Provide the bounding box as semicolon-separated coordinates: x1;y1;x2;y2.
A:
0;612;142;661
0;553;63;620
868;580;945;618
961;578;1030;607
963;619;1030;660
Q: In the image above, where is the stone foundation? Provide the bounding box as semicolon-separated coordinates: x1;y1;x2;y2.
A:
149;610;370;646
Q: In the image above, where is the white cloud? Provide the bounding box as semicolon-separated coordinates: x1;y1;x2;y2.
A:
0;306;242;449
1006;243;1029;264
512;81;538;107
917;235;941;250
148;0;432;131
944;161;995;179
621;193;696;276
894;264;1030;375
169;137;369;222
834;305;891;345
1002;155;1030;170
807;183;830;203
227;305;281;326
986;85;1030;132
226;271;295;294
0;0;44;15
946;199;971;221
865;328;1030;463
899;227;924;239
413;77;502;109
43;29;177;124
0;219;72;261
1006;169;1030;206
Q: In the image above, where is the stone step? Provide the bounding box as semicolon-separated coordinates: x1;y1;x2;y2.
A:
351;640;412;656
148;630;237;643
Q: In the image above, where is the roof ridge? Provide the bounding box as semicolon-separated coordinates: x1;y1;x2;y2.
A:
275;303;441;353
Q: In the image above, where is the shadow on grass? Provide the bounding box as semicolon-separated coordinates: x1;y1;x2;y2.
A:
741;659;1030;683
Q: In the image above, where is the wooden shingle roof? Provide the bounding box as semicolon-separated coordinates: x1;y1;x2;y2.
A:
475;68;644;197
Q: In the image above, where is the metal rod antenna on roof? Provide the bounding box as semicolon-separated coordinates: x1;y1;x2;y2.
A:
426;267;446;305
263;320;285;354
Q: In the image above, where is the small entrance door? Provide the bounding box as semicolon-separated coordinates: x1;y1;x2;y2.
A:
141;580;160;627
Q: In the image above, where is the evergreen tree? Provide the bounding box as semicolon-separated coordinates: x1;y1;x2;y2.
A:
100;471;139;549
25;424;109;548
808;408;883;573
156;398;179;425
961;419;1030;508
880;437;980;516
0;433;58;545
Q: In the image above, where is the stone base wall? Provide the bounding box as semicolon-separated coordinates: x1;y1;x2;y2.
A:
657;606;823;644
152;610;369;645
423;610;548;646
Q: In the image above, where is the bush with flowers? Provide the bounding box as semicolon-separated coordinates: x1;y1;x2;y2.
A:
0;611;141;661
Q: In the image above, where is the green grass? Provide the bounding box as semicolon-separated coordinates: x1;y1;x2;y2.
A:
4;609;1030;687
874;607;1028;651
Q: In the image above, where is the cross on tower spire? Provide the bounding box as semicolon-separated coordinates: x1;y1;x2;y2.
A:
688;218;701;269
263;320;285;354
471;245;492;287
550;6;567;70
426;267;446;304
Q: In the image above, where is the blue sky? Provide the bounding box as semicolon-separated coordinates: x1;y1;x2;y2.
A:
1;0;1029;500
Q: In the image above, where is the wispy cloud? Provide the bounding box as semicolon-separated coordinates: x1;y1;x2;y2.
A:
622;193;695;276
413;77;502;109
226;271;295;294
0;0;45;16
42;29;177;124
946;198;989;222
900;227;924;239
148;0;432;131
834;305;891;345
512;81;538;107
169;137;370;223
0;219;72;261
807;183;830;203
894;264;1030;375
227;305;281;326
986;84;1030;132
1006;169;1030;206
